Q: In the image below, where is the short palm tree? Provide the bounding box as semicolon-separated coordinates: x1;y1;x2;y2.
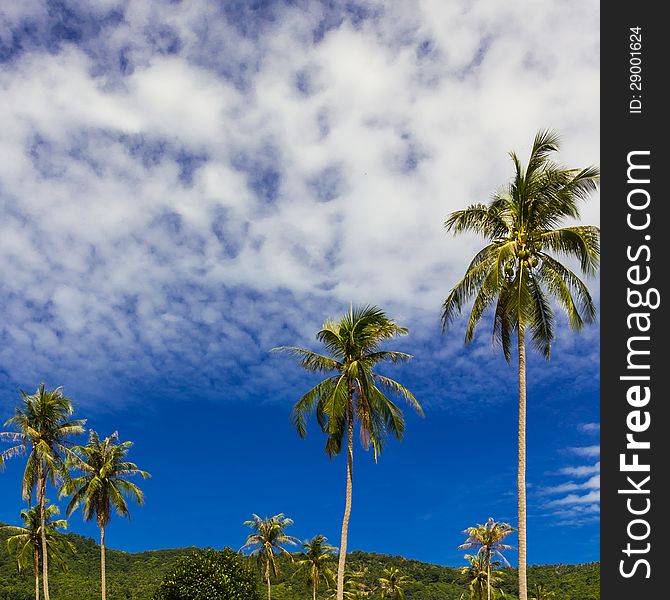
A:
379;565;409;599
529;583;556;599
2;504;76;600
458;519;514;600
241;513;299;600
60;430;150;600
293;534;337;600
274;305;423;600
459;554;504;600
442;130;599;600
0;384;86;600
327;569;372;600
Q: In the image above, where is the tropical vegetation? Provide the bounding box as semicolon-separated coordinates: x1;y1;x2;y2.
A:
60;430;150;600
274;304;424;600
0;528;600;600
528;583;556;600
241;514;299;600
1;504;75;600
0;385;86;600
441;130;599;600
292;535;337;600
153;548;260;600
459;553;505;600
458;518;514;600
379;565;409;599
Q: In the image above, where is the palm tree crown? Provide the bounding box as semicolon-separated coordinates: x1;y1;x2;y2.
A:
379;565;409;599
61;430;150;528
458;518;514;567
2;503;75;573
459;553;504;600
241;513;299;600
529;584;556;599
1;384;86;501
274;304;423;460
327;569;372;600
293;534;337;600
441;129;599;359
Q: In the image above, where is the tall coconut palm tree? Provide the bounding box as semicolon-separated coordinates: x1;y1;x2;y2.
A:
0;384;86;600
459;554;505;600
379;566;409;599
241;513;299;600
274;305;423;600
293;534;337;600
1;504;76;600
442;130;599;600
60;430;150;600
458;518;514;600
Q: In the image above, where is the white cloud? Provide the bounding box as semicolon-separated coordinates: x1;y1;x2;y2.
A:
540;441;600;525
569;446;600;458
546;490;600;508
558;462;600;478
0;0;600;408
540;475;600;495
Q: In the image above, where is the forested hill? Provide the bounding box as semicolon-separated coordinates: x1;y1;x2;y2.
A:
0;524;599;599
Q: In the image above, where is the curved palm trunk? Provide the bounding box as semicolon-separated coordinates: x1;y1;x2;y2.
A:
100;525;107;600
336;400;354;600
266;556;272;600
517;325;528;600
37;465;50;600
33;547;40;600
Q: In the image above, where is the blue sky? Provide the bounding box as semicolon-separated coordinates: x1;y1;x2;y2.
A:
0;0;599;567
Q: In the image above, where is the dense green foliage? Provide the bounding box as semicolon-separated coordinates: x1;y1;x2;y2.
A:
0;525;186;600
153;548;259;600
0;528;598;600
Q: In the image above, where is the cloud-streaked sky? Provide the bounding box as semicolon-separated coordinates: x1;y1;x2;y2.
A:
0;0;599;566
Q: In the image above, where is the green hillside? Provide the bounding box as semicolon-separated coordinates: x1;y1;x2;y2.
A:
0;525;598;599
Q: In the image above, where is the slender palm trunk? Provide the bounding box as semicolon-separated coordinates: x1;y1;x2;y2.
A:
100;525;107;600
33;547;40;600
517;325;528;600
266;557;272;600
313;579;317;600
336;398;354;600
37;464;50;600
486;558;491;600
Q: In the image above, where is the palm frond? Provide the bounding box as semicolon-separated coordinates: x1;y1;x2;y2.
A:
271;347;341;373
540;226;600;276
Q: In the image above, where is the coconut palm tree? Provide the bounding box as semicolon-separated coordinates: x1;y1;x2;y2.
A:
60;430;150;600
529;584;556;599
0;384;86;600
327;569;372;600
379;566;409;599
459;554;505;600
241;513;299;600
1;504;76;600
458;518;514;600
293;534;337;600
442;130;599;600
274;304;423;600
